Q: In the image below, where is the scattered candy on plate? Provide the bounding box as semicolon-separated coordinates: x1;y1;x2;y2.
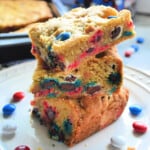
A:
132;121;148;134
131;44;139;52
129;105;142;116
124;50;133;57
2;122;17;136
136;37;144;44
110;135;126;148
14;145;30;150
13;91;25;102
2;103;16;116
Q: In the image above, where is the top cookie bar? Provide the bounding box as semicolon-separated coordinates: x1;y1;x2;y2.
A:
29;5;135;72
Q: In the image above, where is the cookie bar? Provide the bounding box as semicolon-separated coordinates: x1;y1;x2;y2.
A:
31;87;129;146
29;5;135;71
30;47;123;97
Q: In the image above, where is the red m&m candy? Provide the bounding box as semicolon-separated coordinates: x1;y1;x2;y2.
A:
132;121;147;133
13;91;25;102
14;145;30;150
124;50;133;57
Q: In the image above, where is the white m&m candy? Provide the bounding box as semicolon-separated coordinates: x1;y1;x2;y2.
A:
2;122;17;136
111;135;126;148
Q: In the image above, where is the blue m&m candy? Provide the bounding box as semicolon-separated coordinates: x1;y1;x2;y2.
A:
136;37;144;44
2;104;16;116
108;16;117;19
131;44;139;52
129;104;142;116
56;32;71;41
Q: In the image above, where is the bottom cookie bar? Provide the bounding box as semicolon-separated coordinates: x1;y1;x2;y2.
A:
31;87;129;146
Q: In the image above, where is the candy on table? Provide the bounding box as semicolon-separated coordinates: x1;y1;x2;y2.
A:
136;37;144;44
13;91;25;102
131;44;139;52
129;104;142;116
110;135;126;148
132;121;148;134
2;103;16;116
2;122;17;136
14;145;30;150
124;43;140;57
124;49;133;57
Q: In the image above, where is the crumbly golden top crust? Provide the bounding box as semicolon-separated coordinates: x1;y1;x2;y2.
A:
29;5;135;48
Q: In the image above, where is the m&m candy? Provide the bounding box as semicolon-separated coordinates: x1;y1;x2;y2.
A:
13;91;25;102
129;105;142;116
110;135;126;148
132;121;147;133
2;104;16;116
136;37;144;44
2;122;17;136
124;50;133;57
14;145;30;150
56;32;71;41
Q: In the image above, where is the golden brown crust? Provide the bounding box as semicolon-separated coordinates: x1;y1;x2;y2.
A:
0;0;53;33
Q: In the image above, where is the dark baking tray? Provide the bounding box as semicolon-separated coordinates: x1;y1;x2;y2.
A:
0;33;33;64
0;1;63;64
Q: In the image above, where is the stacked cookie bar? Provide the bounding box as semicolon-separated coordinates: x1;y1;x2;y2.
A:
29;5;135;146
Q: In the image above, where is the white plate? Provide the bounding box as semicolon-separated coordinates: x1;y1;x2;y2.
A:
0;61;150;150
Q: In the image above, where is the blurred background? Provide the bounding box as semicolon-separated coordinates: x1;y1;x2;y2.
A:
0;0;150;73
